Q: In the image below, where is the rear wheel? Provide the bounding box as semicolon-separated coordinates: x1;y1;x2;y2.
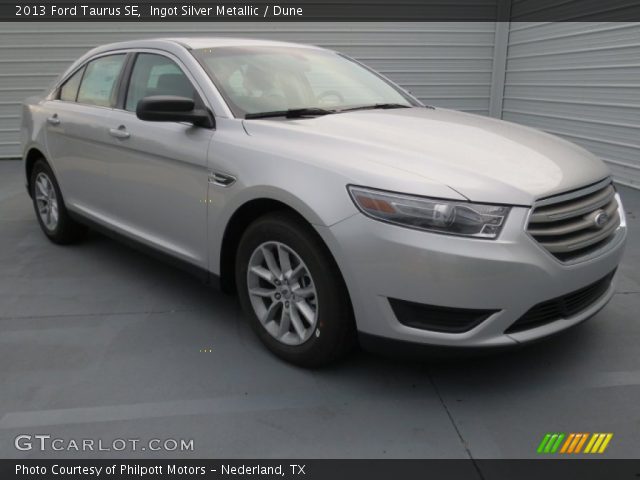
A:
235;212;356;367
30;159;86;244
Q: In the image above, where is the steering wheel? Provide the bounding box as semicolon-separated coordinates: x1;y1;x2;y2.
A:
261;92;287;108
316;90;345;106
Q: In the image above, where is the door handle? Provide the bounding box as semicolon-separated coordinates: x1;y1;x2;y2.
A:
46;114;60;126
109;126;130;139
208;171;236;187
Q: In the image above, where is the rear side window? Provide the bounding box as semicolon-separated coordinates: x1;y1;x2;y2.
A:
125;53;197;112
77;54;126;107
59;66;85;102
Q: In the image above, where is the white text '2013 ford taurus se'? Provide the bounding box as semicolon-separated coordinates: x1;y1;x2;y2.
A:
21;38;627;366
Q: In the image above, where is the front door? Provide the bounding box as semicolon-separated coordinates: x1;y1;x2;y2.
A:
105;52;213;267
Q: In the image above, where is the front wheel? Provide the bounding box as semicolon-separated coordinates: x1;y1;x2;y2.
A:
235;212;355;367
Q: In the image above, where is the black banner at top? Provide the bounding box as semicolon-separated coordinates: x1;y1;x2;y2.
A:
3;0;640;21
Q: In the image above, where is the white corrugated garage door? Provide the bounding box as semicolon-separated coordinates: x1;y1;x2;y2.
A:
502;22;640;188
0;22;497;158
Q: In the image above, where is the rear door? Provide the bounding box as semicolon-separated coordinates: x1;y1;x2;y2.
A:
44;53;127;217
105;51;213;267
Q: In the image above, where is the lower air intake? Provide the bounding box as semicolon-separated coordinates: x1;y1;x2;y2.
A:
389;298;499;333
505;270;615;334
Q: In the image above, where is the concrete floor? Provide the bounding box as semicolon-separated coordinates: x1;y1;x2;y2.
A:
1;159;639;460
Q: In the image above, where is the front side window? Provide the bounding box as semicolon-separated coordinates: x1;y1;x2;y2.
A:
125;53;197;112
76;54;126;107
58;66;85;102
192;46;415;117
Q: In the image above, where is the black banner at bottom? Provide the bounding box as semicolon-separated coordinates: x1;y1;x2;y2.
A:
2;459;640;480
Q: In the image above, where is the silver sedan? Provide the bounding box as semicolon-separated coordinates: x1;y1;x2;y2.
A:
21;38;626;366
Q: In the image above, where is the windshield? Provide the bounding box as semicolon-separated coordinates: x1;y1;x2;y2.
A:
192;46;417;118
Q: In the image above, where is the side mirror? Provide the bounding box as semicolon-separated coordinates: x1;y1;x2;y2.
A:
136;96;214;128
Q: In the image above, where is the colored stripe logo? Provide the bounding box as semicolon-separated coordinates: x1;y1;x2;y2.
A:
537;433;613;454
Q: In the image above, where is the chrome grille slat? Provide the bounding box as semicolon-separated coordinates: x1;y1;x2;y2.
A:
527;181;621;262
528;217;591;236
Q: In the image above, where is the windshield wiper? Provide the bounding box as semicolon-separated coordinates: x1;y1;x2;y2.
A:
245;108;335;119
339;103;412;113
244;104;411;119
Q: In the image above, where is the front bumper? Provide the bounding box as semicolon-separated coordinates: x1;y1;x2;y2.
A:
317;205;626;349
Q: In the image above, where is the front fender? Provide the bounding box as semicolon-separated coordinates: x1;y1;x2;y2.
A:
207;183;358;275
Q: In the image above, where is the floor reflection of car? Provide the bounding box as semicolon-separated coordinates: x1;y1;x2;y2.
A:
21;38;627;367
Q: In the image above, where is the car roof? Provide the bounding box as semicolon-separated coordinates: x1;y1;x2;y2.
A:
92;37;326;54
165;37;325;50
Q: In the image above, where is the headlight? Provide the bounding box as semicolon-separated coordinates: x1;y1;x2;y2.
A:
348;186;510;239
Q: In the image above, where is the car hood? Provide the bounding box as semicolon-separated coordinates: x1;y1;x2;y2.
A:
242;107;610;205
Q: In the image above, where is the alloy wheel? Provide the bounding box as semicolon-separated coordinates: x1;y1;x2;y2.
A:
246;241;319;346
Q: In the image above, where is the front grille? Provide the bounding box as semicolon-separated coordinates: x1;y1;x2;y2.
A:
389;298;499;333
527;181;621;262
505;270;615;334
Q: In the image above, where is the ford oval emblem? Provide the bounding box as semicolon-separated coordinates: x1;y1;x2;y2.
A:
593;210;609;228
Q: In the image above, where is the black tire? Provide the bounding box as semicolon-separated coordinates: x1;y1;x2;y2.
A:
30;159;87;244
236;211;356;367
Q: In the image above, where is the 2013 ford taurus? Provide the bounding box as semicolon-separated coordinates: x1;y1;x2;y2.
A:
21;38;627;366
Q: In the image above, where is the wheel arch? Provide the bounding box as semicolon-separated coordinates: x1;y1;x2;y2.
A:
218;197;349;300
